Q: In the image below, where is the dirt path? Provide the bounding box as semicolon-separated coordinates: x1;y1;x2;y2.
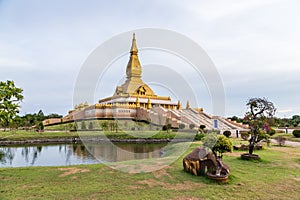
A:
270;139;300;147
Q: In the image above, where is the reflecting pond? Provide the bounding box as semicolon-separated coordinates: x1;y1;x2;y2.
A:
0;142;167;168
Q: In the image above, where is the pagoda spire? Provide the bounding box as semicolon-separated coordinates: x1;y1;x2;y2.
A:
126;33;142;79
130;33;138;55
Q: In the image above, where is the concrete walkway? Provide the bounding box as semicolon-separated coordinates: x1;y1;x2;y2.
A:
270;139;300;147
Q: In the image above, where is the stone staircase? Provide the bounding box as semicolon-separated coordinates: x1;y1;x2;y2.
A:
136;106;247;131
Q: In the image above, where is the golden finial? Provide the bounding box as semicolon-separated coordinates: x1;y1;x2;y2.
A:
177;100;182;110
130;33;138;54
186;101;190;109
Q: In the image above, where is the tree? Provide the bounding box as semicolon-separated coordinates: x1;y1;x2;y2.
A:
101;121;108;131
179;123;185;129
88;122;94;130
0;80;24;130
243;97;276;156
199;124;206;130
291;115;300;127
162;123;171;132
36;121;44;132
81;121;87;130
37;110;45;121
223;130;231;138
189;124;195;129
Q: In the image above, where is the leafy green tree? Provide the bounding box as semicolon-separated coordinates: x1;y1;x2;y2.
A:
199;124;206;130
244;97;276;155
88;122;94;130
230;116;243;123
162;123;171;132
36;121;44;132
101;121;108;131
291;115;300;127
46;113;63;119
81;121;87;130
0;80;24;131
37;110;45;121
223;130;231;138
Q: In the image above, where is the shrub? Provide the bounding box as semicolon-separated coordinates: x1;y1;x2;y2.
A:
69;123;77;131
213;135;233;157
88;122;94;130
162;125;168;131
292;130;300;138
179;124;185;129
267;128;276;136
81;121;87;130
189;124;195;129
223;130;231;138
194;133;205;141
240;131;250;140
162;124;171;132
199;125;206;130
36;122;44;132
203;135;233;158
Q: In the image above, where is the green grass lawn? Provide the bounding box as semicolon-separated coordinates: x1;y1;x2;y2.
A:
0;141;299;200
0;130;195;142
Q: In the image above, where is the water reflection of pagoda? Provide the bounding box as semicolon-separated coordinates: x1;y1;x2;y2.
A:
72;143;163;162
44;34;247;131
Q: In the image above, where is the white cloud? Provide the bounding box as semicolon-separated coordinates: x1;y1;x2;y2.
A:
0;58;32;69
0;0;300;117
186;0;278;22
278;109;293;113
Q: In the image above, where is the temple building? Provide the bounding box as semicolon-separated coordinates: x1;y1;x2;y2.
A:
44;34;247;131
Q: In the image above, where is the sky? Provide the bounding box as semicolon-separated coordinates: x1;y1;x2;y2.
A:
0;0;300;118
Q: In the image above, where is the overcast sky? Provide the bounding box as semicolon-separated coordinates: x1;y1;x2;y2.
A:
1;0;300;118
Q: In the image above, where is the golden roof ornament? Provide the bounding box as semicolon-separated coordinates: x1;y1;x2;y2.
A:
186;101;190;109
177;100;182;110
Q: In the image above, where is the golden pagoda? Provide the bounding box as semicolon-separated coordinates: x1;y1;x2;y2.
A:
97;33;177;109
53;33;249;131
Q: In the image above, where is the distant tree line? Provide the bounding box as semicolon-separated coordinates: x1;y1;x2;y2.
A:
1;80;62;131
229;115;300;128
2;109;62;131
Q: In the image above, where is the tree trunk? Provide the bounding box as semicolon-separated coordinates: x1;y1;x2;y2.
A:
249;130;257;155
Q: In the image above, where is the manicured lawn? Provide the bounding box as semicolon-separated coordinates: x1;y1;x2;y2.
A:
0;141;299;199
0;130;78;141
0;130;195;141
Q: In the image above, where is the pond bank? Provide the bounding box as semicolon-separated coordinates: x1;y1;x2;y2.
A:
0;137;191;146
